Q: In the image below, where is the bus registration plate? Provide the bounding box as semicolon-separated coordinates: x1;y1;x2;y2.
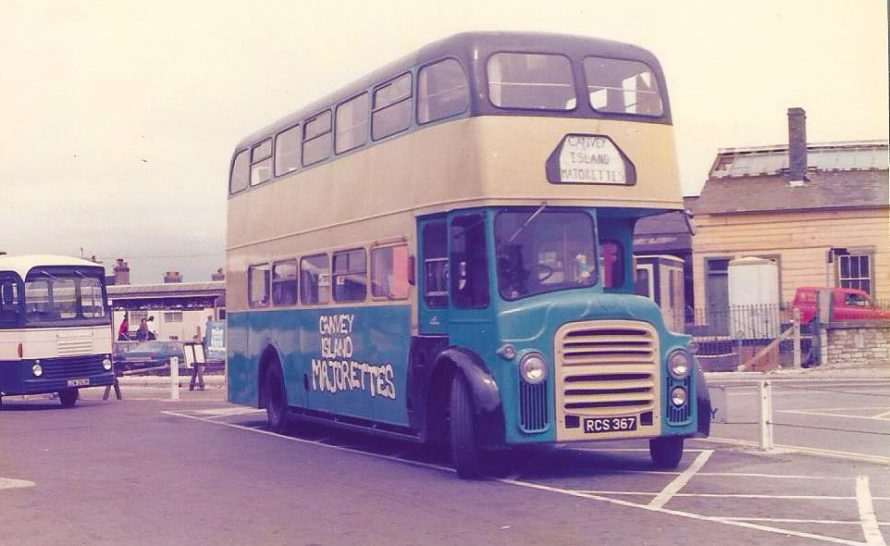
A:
67;378;90;387
584;416;637;434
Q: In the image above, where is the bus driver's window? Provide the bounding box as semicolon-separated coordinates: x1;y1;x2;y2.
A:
450;214;489;308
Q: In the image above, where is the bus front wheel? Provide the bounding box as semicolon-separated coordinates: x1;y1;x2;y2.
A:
59;389;78;408
264;364;287;433
650;436;684;469
450;374;484;479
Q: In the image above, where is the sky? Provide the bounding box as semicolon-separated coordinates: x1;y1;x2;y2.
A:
1;0;887;283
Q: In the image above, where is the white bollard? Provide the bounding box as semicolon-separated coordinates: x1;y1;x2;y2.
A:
758;380;773;451
170;356;180;401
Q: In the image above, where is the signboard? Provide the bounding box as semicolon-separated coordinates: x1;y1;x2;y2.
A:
205;320;226;362
545;134;635;185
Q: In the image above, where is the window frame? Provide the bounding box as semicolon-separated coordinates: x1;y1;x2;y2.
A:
247;263;271;308
372;72;414;141
300;253;331;306
250;138;274;186
335;92;370;155
302;109;333;167
229;149;250;195
416;57;470;125
837;252;874;296
274;123;301;177
332;247;368;303
486;51;576;112
271;258;299;307
370;243;410;301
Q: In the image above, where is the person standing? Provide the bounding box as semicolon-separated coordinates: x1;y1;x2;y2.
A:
117;317;130;341
147;316;158;340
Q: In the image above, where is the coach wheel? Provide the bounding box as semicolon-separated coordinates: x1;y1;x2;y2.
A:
265;364;288;433
450;374;484;479
59;389;79;408
649;436;684;469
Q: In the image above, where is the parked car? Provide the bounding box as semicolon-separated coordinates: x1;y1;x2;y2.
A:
112;341;186;373
790;287;890;324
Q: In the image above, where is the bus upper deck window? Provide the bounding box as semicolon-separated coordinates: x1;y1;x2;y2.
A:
487;53;575;111
584;57;663;116
274;125;301;176
418;59;469;124
336;93;369;154
230;150;249;194
250;139;273;186
372;73;412;141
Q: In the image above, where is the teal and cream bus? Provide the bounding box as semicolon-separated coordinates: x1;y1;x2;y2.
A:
226;32;709;478
0;255;115;407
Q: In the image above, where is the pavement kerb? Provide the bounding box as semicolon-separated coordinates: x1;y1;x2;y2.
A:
116;374;226;388
705;364;890;382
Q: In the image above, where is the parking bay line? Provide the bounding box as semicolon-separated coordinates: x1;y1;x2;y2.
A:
780;408;890;422
858;475;888;546
167;411;873;546
649;450;712;509
0;477;35;490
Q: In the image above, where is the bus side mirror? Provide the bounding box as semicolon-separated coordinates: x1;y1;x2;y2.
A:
407;255;416;286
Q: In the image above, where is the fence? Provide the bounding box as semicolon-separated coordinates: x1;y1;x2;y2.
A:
687;304;810;372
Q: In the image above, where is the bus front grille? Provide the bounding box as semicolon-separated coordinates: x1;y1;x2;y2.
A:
40;355;106;379
555;320;660;441
519;380;549;432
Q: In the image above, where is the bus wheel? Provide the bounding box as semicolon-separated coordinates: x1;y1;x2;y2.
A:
649;436;684;469
59;389;79;408
450;374;483;479
265;364;287;433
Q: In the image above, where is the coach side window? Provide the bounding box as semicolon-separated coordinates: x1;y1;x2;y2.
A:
333;248;367;302
303;110;332;166
271;259;298;306
230;150;249;194
372;73;412;140
418;59;469;124
371;244;409;300
300;254;330;305
275;125;301;176
248;264;271;308
336;93;369;154
250;139;273;186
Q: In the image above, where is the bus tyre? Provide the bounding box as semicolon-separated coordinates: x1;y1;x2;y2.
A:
450;374;484;479
649;436;684;469
265;365;287;433
59;389;78;408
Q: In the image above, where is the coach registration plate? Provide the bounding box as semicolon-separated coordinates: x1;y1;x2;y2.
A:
67;378;90;387
583;416;637;434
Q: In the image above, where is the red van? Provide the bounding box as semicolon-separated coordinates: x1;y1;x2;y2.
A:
791;287;890;324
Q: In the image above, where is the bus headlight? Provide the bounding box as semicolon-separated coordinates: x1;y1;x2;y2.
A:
670;387;688;407
102;358;113;371
667;350;691;379
519;353;547;384
32;363;43;377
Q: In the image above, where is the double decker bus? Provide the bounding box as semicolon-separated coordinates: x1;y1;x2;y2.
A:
0;255;115;407
226;32;709;478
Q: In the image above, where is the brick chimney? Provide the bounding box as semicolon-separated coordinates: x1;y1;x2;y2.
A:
787;107;807;184
211;267;225;281
113;259;130;285
164;271;183;283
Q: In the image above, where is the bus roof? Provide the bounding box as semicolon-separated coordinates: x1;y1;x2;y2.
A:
0;255;105;280
235;31;665;151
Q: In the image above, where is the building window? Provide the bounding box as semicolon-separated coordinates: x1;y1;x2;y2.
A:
300;254;330;305
838;254;872;295
335;93;369;154
371;244;409;300
248;264;271;308
332;248;367;302
487;53;575;111
417;59;469;124
272;259;298;306
372;73;412;140
250;139;273;186
274;124;301;176
163;311;183;323
303;111;332;166
230;150;249;194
